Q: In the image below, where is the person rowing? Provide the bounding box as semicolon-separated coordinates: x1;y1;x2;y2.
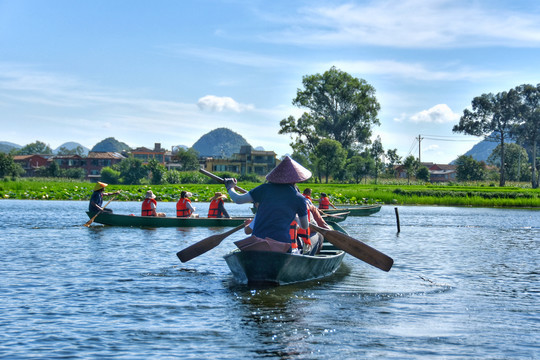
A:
224;156;310;253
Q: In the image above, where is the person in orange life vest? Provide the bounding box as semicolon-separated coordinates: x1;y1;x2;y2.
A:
207;192;231;218
141;190;166;217
302;188;313;204
318;192;337;210
224;156;309;251
291;187;330;255
89;182;120;214
176;191;197;218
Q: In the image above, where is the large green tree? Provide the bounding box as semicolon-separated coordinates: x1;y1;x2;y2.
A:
279;66;380;155
402;155;419;185
310;139;347;183
370;136;384;183
514;84;540;188
114;157;147;185
16;141;53;155
347;152;374;184
455;155;486;181
453;89;520;186
173;148;200;171
0;153;24;177
487;143;531;182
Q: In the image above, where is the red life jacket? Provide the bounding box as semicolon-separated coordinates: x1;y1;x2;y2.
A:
176;198;192;217
208;198;223;218
141;198;157;216
297;206;312;246
289;221;299;251
319;196;330;209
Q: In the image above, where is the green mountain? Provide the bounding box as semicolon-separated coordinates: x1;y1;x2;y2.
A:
91;137;131;153
54;142;90;155
0;141;22;153
192;128;251;158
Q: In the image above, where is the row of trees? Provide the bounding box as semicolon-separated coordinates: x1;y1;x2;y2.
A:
453;84;540;188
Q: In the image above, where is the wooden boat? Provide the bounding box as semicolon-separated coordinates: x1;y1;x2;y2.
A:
322;204;382;216
223;221;346;285
85;211;250;228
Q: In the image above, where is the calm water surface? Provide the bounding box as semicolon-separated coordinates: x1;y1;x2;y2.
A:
0;200;538;359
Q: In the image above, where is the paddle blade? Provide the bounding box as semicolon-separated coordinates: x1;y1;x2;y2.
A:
84;213;99;227
176;223;247;263
311;224;394;272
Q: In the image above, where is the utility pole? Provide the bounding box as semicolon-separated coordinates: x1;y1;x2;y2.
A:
417;134;423;163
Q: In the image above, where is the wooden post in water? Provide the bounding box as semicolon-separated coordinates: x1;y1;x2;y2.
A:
394;207;401;233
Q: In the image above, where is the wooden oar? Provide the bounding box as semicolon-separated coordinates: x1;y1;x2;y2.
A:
84;195;117;227
310;224;394;272
176;222;247;262
321;211;349;220
199;169;248;193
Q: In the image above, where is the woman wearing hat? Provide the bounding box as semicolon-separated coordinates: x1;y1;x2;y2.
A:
224;156;310;247
89;182;120;214
141;190;166;217
207;192;231;218
176;191;197;218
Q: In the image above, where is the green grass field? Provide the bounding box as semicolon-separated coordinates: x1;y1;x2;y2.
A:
1;178;539;208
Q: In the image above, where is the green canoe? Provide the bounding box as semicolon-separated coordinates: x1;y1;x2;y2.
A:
223;221;346;285
322;204;382;216
86;211;250;228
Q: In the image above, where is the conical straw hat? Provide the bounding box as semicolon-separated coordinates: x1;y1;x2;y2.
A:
265;156;312;184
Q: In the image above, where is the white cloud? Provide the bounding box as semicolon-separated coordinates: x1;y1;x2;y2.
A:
197;95;254;112
267;0;540;48
330;60;509;81
410;104;460;124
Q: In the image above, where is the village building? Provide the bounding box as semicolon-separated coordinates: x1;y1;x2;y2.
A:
395;162;457;183
202;146;279;176
131;143;172;165
13;154;50;177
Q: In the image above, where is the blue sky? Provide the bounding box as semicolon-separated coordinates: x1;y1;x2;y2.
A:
1;0;540;163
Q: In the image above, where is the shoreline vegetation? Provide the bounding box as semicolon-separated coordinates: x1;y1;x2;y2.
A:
1;177;539;208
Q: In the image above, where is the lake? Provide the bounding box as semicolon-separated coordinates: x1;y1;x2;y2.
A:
0;200;538;359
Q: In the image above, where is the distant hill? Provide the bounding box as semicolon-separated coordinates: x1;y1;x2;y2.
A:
453;132;514;164
91;137;131;153
192;128;250;157
0;141;22;153
54;142;90;155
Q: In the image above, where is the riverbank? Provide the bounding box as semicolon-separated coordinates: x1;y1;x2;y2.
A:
1;179;539;208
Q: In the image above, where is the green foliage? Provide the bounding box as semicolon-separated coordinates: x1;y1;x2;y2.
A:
114;157;147;185
279;66;380;154
100;167;121;184
172;148;200;171
57;145;85;156
488;143;531;181
455;155;486;181
346;153;374;184
1;178;539;207
416;166;431;182
311;139;347;183
16;141;53;155
146;158;167;185
0;153;24;178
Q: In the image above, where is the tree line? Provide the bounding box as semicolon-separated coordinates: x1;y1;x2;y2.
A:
279;67;540;188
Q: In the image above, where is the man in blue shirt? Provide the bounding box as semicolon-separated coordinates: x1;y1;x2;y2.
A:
225;156;310;246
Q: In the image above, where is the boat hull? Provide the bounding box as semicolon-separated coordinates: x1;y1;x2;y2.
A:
224;246;345;285
324;204;382;216
86;211;249;228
